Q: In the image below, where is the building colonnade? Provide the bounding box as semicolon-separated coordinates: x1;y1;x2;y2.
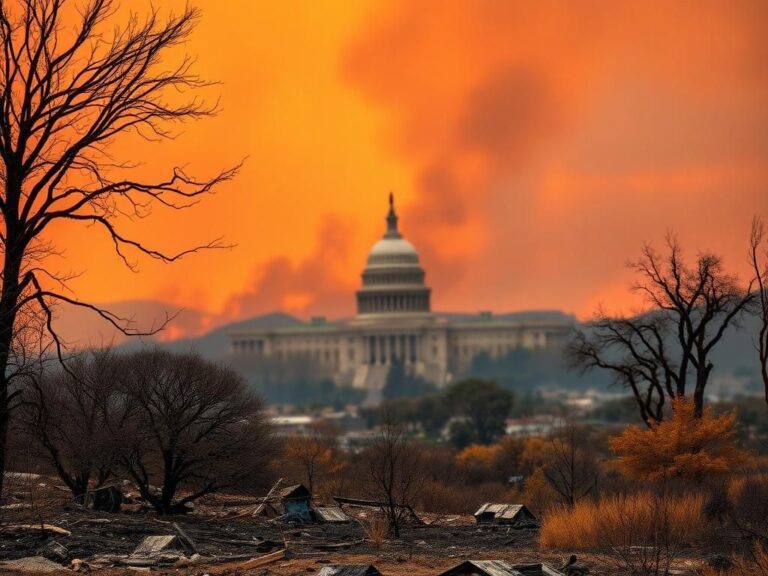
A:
365;333;421;365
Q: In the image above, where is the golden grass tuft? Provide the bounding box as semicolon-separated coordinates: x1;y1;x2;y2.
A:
541;491;704;550
542;492;706;575
358;513;390;547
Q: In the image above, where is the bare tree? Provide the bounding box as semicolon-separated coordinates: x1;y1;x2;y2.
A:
750;217;768;408
0;0;237;491
541;421;601;507
284;421;339;496
361;414;425;538
116;349;276;515
17;348;119;498
569;236;753;423
568;311;675;426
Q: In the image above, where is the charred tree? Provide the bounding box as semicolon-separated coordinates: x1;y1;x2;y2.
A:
569;236;752;424
0;0;236;492
361;413;425;538
749;217;768;408
115;349;276;515
17;348;120;498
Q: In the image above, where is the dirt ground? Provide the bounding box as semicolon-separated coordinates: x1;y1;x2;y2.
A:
0;484;709;576
0;506;712;576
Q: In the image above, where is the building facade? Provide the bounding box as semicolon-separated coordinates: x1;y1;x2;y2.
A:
230;195;574;390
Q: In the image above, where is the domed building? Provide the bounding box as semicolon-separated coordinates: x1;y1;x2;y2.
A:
230;195;574;394
356;194;431;318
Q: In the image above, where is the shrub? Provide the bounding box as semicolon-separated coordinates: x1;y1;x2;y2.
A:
610;398;748;482
456;443;502;467
541;492;704;576
522;467;560;516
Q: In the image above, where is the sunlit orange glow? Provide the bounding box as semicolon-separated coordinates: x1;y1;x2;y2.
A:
44;1;768;344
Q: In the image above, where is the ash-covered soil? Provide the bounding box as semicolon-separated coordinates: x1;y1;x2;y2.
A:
0;491;702;575
0;508;538;560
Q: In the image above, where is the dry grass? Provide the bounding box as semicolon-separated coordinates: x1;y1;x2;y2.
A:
541;492;705;576
541;491;704;549
358;513;390;547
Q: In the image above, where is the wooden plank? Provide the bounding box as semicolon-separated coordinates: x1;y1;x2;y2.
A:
173;522;198;554
131;535;179;556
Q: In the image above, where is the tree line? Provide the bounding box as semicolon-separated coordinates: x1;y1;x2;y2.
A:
367;378;515;448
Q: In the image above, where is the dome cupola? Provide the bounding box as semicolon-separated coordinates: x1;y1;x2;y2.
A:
356;194;431;317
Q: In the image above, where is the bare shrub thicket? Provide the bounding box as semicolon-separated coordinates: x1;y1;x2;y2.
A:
17;349;120;498
361;415;426;537
540;422;601;507
14;348;276;514
541;492;704;576
283;421;339;497
0;458;62;528
117;349;277;515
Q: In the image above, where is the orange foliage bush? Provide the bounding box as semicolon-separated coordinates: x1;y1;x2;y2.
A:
610;397;748;482
522;467;560;516
456;443;501;467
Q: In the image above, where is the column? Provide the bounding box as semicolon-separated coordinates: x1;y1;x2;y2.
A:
379;335;386;365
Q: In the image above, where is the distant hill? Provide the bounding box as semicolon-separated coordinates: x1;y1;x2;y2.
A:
77;302;761;395
54;299;221;348
117;311;302;359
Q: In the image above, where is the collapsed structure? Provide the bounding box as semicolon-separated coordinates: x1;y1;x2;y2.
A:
316;565;382;576
474;503;537;526
438;559;565;576
256;483;350;524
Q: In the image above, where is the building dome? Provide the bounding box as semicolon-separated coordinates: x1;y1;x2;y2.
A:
366;237;419;265
356;195;431;317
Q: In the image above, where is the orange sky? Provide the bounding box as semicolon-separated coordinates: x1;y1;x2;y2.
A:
45;1;768;344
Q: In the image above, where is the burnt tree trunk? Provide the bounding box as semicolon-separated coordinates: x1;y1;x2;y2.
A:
0;187;25;496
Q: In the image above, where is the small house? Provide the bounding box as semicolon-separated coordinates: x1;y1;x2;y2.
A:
277;484;313;520
474;503;537;526
257;483;314;521
438;560;564;576
316;564;381;576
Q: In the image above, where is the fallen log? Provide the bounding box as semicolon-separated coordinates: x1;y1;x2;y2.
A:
3;523;72;537
203;548;289;574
